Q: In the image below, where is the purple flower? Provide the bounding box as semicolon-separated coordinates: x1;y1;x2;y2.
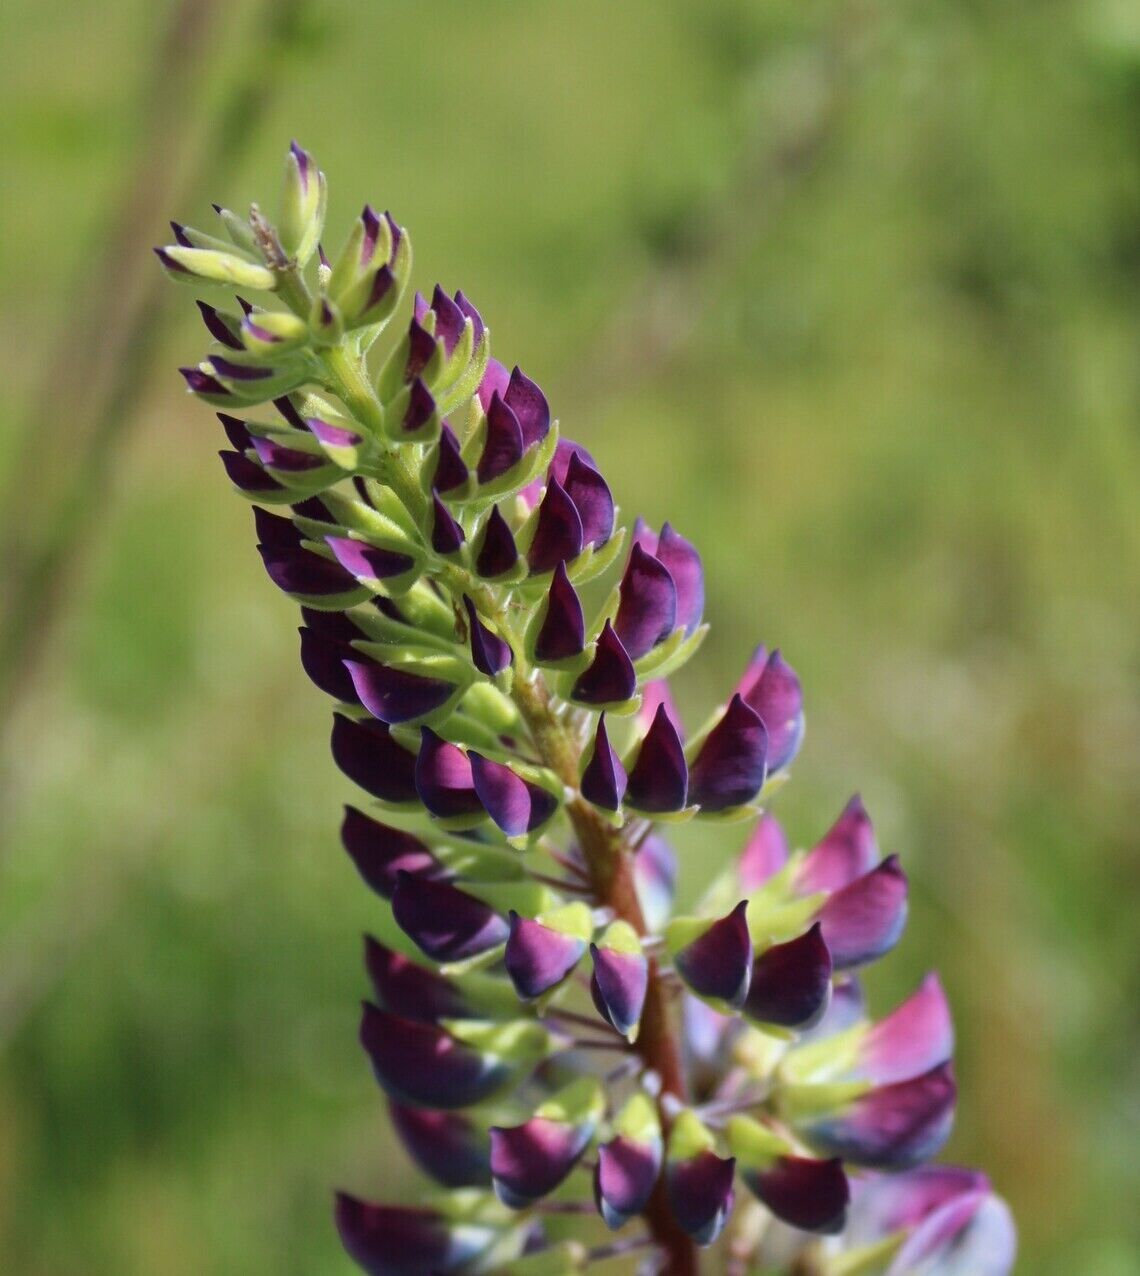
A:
589;922;648;1038
335;1194;497;1275
734;646;804;774
391;873;508;963
580;714;627;811
341;806;443;898
504;910;587;999
743;922;833;1030
687;693;768;812
672;901;753;1010
571;621;636;707
626;701;689;812
614;543;677;659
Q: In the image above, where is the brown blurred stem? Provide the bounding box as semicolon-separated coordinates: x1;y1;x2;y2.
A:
0;0;308;729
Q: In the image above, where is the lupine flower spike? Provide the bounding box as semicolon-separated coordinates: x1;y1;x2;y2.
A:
160;144;1015;1276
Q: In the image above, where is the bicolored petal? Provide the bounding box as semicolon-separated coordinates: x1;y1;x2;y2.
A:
359;1004;508;1109
626;702;688;812
672;901;753;1010
415;728;483;819
571;622;636;706
463;597;512;676
527;478;584;574
220;448;283;494
505;911;587;1000
637;680;683;736
614;543;677;660
594;1135;660;1231
856;973;953;1086
326;535;416;584
666;1114;736;1246
796;795;878;894
687;694;768;813
743;922;832;1030
737;812;790;891
392;873;509;963
331;713;419;803
589;922;648;1038
888;1189;1016;1276
490;1078;602;1208
847;1164;992;1244
816;854;908;969
346;657;457;724
735;647;803;773
364;939;471;1022
335;1194;497;1276
389;1102;491;1189
745;1154;848;1235
579;714;627;811
470;753;558;837
341;806;443;898
534;562;585;663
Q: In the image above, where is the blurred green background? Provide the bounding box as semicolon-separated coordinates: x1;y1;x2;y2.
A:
2;0;1138;1271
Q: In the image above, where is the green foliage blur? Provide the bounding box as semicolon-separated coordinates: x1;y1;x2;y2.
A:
2;0;1138;1271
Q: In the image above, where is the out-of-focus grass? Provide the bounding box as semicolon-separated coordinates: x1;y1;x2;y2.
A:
2;1;1138;1272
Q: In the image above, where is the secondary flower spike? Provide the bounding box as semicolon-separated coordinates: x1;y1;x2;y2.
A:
161;142;1015;1276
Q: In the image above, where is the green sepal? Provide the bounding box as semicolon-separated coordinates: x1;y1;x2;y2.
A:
437;327;491;417
823;1234;907;1276
747;890;826;948
494;1242;586;1276
535;1075;606;1129
776;1022;868;1087
612;1090;661;1145
376;323;444;406
693;801;764;825
666;1109;718;1162
459;680;522;734
357;645;471;685
354;479;424;541
535;901;594;945
259;457;342;495
159;246;276;290
462;880;555;919
276;581;371;611
635;623;709;682
774;1077;871;1123
597;919;644;959
205;356;312;404
328;212;391;301
442;1018;557;1067
278;144;327;266
350;610;461;659
563;525;628;588
724;1115;787;1173
664;914;715;958
214;206;260;255
240;309;309;355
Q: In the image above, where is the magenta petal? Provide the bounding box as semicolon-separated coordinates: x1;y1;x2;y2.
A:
594;1134;662;1229
527;478;584;574
580;714;628;811
737;812;790;892
563;453;614;547
359;1004;505;1110
346;659;456;724
335;1194;486;1276
462;596;512;676
857;973;953;1086
478;391;525;482
251;435;325;472
415;728;483;819
454;290;485;345
428;284;466;354
504;912;586;1000
364;938;472;1022
675;901;753;1009
741;1155;849;1235
308;416;363;448
490;1115;592;1208
614;543;678;660
477;357;511;412
534;561;585;662
431;494;466;554
391;873;509;963
433;424;469;494
389;1102;491;1189
667;1149;736;1246
475;506;519;578
589;944;648;1037
817;854;909;969
797;795;879;894
341;806;442;899
804;1062;957;1169
656;523;704;634
849;1164;991;1242
404;319;437;383
218;413;254;450
571;621;637;706
638;680;684;737
503;366;551;449
331;713;419;803
326;535;415;582
626;702;689;812
470;753;558;836
687;694;768;813
743;922;832;1030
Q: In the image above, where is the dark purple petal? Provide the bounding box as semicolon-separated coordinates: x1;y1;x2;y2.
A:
477;392;524;482
308;417;363;448
476;357;511;412
580;714;627;811
259;544;359;596
802;1063;957;1170
475;506;519;579
359;205;383;266
433;424;469;493
253;504;303;550
504;912;586;1000
299;625;360;702
737;812;790;892
292;494;335;526
797;795;878;894
674;901;753;1009
655;524;704;635
401;378;436;435
415;728;483;819
563;453;614;547
571;621;636;705
527;478;584;574
290;139;311;191
391;873;509;963
218;412;253;450
490;1115;592;1208
503;366;550;449
687;694;768;813
743;923;832;1030
463;597;512;676
817;855;908;969
274;394;307;429
626;702;688;812
520;439;599;510
534;562;585;662
741;1155;849;1235
404;319;437;384
252;434;327;474
220;449;282;493
360;1004;506;1110
614;544;678;660
302;605;364;642
335;1193;490;1275
364;938;472;1022
856;973;953;1086
667;1150;736;1246
196;300;243;349
454;291;485;345
182;367;232;399
736;647;804;774
589;945;648;1037
594;1136;661;1229
389;1102;491;1189
341;806;442;898
470;753;558;837
346;658;456;725
326;535;415;583
432;494;466;555
331;712;419;803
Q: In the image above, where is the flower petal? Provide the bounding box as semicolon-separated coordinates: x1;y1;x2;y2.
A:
743;922;833;1030
674;901;753;1009
594;1135;661;1230
463;596;512;676
580;714;627;811
534;562;585;662
431;493;466;555
388;1102;491;1189
614;543;677;660
478;391;525;482
391;873;509;963
299;625;360;703
470;753;558;837
475;506;519;578
259;544;360;596
341;806;443;898
817;855;908;969
433;424;469;493
626;702;689;812
736;648;803;773
331;713;419;803
335;1193;495;1276
364;938;472;1022
667;1150;736;1246
589;944;648;1038
656;523;704;634
563;453;614;547
797;795;879;895
504;912;586;999
741;1154;849;1235
346;658;457;725
527;478;584;574
326;535;416;583
737;812;790;891
415;728;483;819
687;694;768;813
490;1116;593;1208
503;366;551;449
856;973;953;1086
571;621;637;706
